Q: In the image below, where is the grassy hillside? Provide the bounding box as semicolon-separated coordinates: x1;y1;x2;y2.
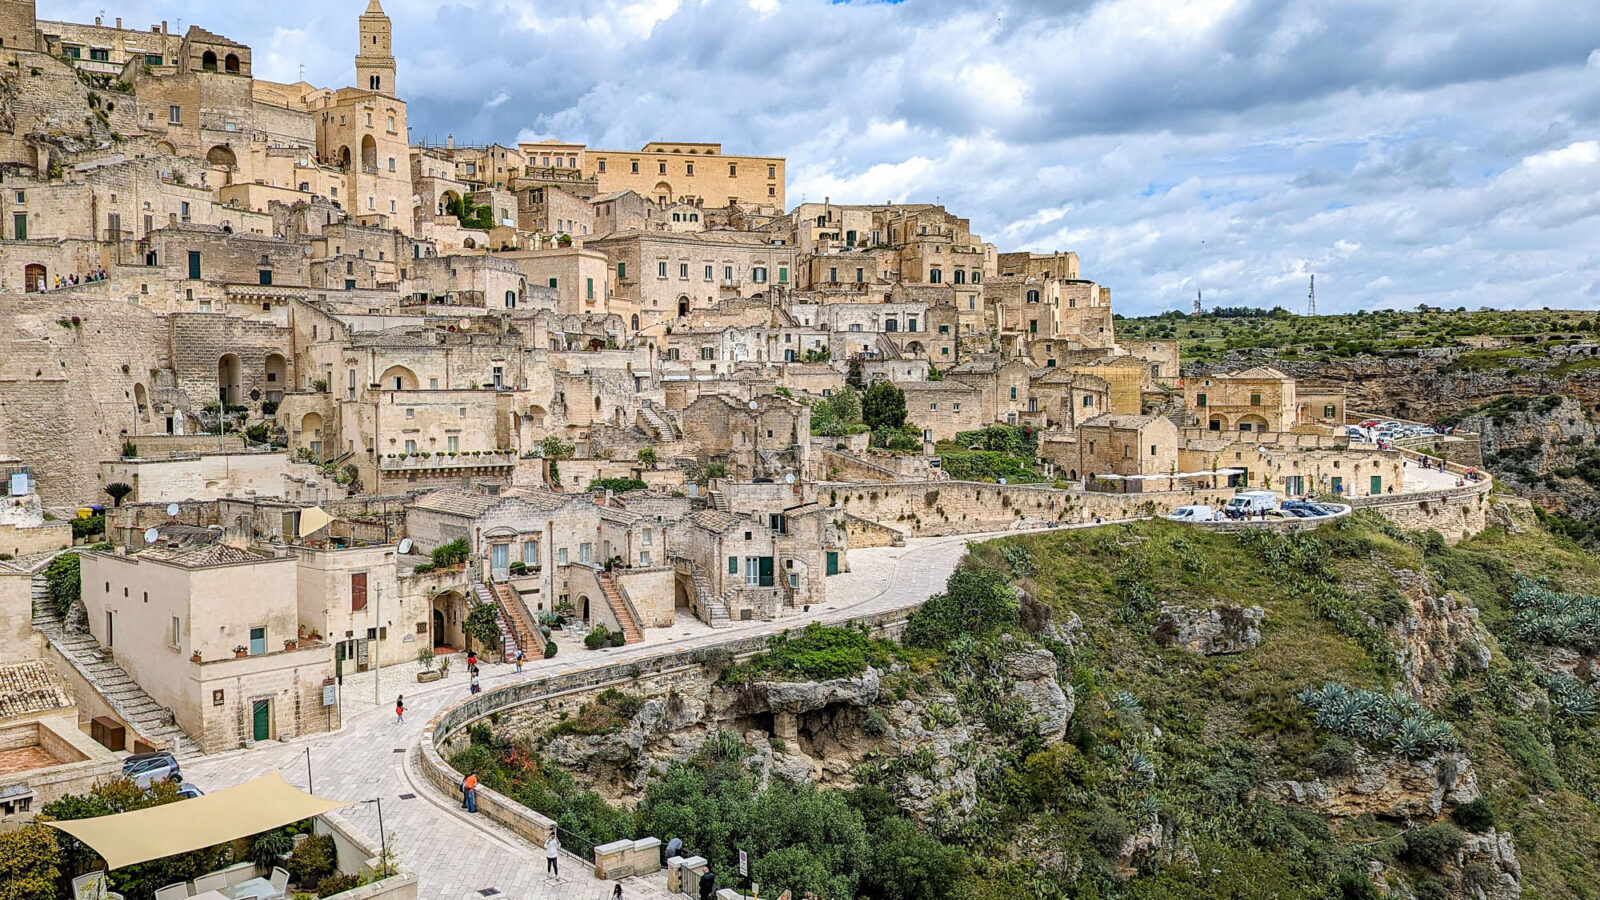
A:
1115;308;1600;365
458;507;1600;899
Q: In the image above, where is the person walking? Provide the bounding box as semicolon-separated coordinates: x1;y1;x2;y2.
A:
698;869;715;900
664;836;683;866
470;671;480;695
467;649;478;672
461;773;478;813
612;883;623;899
395;695;404;724
514;648;524;674
545;834;560;877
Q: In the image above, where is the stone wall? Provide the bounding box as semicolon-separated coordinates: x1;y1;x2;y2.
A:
826;480;1240;536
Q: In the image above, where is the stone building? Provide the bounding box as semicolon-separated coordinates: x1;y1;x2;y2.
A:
1187;366;1300;433
581;142;785;209
80;541;338;753
1077;414;1180;479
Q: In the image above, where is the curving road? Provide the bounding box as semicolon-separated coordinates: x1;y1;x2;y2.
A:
182;527;1058;899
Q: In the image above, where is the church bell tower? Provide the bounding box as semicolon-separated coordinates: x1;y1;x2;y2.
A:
355;0;395;95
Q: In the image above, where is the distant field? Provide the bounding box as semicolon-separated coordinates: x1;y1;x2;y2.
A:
1115;307;1600;364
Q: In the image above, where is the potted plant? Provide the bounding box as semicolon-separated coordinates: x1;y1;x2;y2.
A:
233;645;249;658
283;638;298;651
437;657;452;678
190;651;202;663
416;647;441;683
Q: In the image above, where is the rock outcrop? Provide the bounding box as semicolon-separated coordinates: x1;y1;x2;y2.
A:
1153;604;1264;655
1391;569;1493;699
1261;750;1479;820
1460;828;1523;900
1003;649;1074;742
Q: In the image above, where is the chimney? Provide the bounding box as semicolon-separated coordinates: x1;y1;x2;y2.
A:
95;16;102;25
116;18;123;29
161;20;168;34
446;134;454;150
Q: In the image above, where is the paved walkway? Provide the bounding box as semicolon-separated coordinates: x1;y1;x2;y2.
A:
183;527;1045;898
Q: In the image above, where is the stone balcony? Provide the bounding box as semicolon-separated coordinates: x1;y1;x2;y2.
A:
378;451;515;472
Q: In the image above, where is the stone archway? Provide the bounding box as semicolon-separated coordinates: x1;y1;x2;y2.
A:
432;590;467;651
217;353;242;404
201;50;217;72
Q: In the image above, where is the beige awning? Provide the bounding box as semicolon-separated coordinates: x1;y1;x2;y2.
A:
46;773;348;870
297;506;334;538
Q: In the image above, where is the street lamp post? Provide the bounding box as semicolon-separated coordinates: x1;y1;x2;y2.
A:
304;747;313;794
372;584;382;706
362;798;386;864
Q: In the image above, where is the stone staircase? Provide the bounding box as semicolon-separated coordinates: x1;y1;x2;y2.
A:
596;571;643;644
31;572;201;758
484;580;541;657
470;581;521;662
689;567;730;627
638;404;680;441
707;489;730;513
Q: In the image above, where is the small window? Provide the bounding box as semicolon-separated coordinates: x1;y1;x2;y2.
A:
169;104;181;124
1196;393;1207;407
657;261;668;278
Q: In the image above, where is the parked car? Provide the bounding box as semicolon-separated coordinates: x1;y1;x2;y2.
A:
175;782;204;799
123;751;181;788
1223;491;1280;519
1166;505;1218;523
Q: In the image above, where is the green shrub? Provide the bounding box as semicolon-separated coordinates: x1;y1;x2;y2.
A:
1450;797;1496;832
905;568;1021;650
543;641;558;659
249;830;293;872
1309;736;1359;777
44;553;80;619
430;537;470;568
587;477;648;494
315;872;360;897
1400;823;1464;868
286;833;336;887
584;625;610;650
735;622;902;682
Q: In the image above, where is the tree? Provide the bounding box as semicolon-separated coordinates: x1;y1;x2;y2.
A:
846;358;865;389
0;825;60;900
861;817;966;900
862;381;907;433
637;447;658;467
825;387;861;424
103;482;133;506
904;567;1021;650
464;602;502;654
588;477;648;494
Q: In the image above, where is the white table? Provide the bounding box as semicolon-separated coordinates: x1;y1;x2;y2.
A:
191;892;229;900
226;878;279;900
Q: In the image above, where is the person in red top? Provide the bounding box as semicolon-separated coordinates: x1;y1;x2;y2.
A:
395;695;404;724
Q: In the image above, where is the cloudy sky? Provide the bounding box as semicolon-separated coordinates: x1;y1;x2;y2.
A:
53;0;1600;314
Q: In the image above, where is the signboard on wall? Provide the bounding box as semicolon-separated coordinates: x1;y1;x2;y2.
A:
8;472;27;497
322;684;336;707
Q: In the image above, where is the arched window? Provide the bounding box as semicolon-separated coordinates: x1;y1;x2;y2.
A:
370;75;381;91
1027;290;1040;304
224;53;240;74
630;314;640;331
505;290;516;309
953;269;966;284
201;50;217;72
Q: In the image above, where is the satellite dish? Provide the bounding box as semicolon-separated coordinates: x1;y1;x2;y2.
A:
784;473;795;484
998;478;1008;485
398;538;414;555
166;503;180;517
143;527;160;544
748;400;758;410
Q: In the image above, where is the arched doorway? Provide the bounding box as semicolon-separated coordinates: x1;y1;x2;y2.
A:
133;384;151;425
217;354;241;404
263;353;287;401
206;145;237;169
653;182;672;203
378;365;418;390
677;297;689;317
439;190;459;217
1237;415;1269;433
201;50;217;72
300;412;324;457
337;146;352;168
24;263;45;292
432;590;466;651
577;595;590;623
361;135;377;170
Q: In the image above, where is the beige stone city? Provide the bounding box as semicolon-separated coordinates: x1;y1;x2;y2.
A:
0;3;1495;898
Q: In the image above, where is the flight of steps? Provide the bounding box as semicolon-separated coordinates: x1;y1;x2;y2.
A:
689;568;730;627
707;489;730;513
487;580;541;655
471;581;522;662
596;572;643;644
31;572;201;758
638;404;680;441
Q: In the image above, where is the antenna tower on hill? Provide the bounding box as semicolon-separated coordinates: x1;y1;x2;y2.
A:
1307;274;1317;316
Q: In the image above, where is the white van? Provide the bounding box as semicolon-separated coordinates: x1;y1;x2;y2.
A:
1166;505;1218;523
1224;491;1280;519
